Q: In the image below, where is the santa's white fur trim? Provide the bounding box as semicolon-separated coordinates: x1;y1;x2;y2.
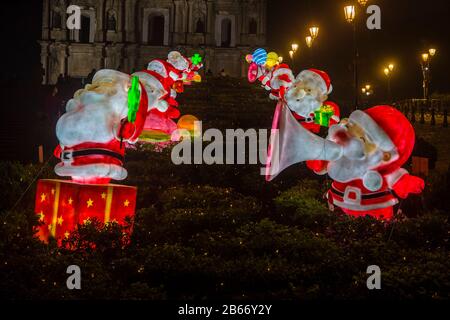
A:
349;110;396;151
363;170;383;191
331;115;340;122
55;163;128;180
385;168;408;188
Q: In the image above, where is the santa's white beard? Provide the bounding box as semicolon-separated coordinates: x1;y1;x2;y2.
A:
327;133;383;183
56;92;126;147
286;94;322;118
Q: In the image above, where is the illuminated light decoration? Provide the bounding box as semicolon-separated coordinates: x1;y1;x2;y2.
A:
247;62;259;83
344;5;356;23
252;48;268;65
266;52;279;69
35;179;137;245
309;26;319;39
245;54;253;63
305;36;313;48
388;64;394;71
429;48;436;56
278;56;283;63
291;43;299;52
365;84;371;90
127;76;141;123
284;69;340;134
266;105;424;221
289;50;294;59
176;115;201;139
314;104;335;127
358;0;368;6
384;68;390;76
191;53;203;66
35;51;203;246
422;53;429;62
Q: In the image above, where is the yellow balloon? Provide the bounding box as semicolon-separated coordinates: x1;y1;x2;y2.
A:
266;52;279;68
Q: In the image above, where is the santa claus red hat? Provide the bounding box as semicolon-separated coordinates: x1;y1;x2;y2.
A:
297;69;333;95
349;105;415;174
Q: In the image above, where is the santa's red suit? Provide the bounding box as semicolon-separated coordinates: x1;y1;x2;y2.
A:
307;106;424;220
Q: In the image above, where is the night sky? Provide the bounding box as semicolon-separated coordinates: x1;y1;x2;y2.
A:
267;0;450;102
1;0;449;103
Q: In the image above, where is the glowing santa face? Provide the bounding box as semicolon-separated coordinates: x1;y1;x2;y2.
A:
168;51;189;71
56;70;130;147
326;120;387;183
285;79;327;117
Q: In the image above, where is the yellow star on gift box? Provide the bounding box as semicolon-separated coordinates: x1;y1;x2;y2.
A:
68;197;73;205
124;199;130;207
40;193;46;202
87;198;94;208
57;216;64;226
38;211;45;221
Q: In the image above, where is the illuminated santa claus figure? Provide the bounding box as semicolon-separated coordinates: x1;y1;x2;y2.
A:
307;106;424;220
54;51;201;184
284;69;340;133
55;69;150;184
266;105;425;220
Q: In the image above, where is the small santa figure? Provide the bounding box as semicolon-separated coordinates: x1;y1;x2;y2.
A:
307;106;424;220
284;69;340;133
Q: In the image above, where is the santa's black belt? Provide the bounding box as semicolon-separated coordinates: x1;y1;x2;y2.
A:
62;149;124;163
331;187;392;199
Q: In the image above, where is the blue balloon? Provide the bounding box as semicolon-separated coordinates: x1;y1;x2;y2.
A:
252;48;267;66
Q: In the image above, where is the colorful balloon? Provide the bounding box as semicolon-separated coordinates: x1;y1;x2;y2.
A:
252;48;267;66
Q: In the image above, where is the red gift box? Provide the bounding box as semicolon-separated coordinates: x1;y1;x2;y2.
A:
35;179;137;243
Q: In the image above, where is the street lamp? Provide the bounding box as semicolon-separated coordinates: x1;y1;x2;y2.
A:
344;5;356;23
421;49;436;101
383;67;393;103
305;36;313;48
344;4;358;109
358;0;369;6
309;26;319;39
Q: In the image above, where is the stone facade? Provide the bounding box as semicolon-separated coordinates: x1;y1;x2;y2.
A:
40;0;267;84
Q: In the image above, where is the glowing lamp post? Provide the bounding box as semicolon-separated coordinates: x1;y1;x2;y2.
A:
305;36;313;48
358;0;369;6
344;5;359;109
421;49;436;101
383;66;393;103
344;5;356;23
309;26;319;39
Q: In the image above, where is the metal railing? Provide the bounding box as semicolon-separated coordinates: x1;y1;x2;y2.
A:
393;99;449;127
